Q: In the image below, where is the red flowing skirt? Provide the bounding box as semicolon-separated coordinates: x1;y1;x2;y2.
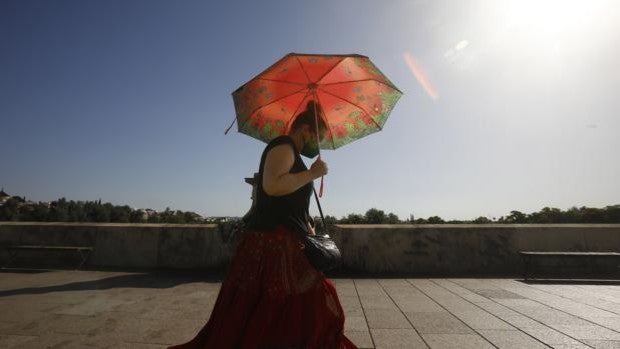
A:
167;224;358;349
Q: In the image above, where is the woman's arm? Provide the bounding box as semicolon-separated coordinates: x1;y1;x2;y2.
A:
306;220;316;235
262;144;318;196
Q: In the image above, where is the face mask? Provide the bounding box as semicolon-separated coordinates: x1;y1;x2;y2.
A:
300;130;320;158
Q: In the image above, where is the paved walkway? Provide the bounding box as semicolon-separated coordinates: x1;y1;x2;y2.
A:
0;269;619;348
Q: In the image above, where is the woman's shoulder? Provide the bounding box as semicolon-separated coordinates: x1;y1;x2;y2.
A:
267;134;294;147
265;135;296;153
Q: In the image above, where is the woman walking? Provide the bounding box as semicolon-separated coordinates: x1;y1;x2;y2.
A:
167;102;357;349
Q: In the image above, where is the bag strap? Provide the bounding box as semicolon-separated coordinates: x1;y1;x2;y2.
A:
312;187;327;233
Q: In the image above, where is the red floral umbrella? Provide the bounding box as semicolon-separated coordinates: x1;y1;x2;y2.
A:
227;53;402;196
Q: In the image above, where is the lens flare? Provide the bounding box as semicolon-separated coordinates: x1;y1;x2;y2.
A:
403;52;439;100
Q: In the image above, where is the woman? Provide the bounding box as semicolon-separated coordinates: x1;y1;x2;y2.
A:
167;102;357;349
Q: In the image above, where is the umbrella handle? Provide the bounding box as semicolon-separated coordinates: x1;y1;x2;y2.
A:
311;93;324;198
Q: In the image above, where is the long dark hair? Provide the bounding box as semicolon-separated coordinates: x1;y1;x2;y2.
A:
290;101;327;136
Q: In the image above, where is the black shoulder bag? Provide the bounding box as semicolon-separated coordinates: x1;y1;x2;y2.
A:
301;187;342;273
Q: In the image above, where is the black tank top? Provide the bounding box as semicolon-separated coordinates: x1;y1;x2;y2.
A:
245;135;313;236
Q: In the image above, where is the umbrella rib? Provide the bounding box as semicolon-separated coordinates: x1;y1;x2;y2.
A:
257;78;306;86
320;78;402;93
317;87;383;131
237;86;308;132
315;57;347;84
314;91;337;150
295;57;312;83
283;90;312;134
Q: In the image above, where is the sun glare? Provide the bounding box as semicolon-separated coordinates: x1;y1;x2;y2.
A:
499;0;609;44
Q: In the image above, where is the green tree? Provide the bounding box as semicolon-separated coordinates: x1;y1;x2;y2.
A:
48;198;69;221
147;213;160;223
130;209;147;223
581;207;605;223
340;213;365;224
31;203;50;221
364;208;386;224
605;205;620;223
386;213;400;224
427;216;444;224
110;205;131;223
472;216;491;224
505;210;528;223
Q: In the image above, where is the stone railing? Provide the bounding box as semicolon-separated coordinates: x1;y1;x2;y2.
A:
1;222;619;276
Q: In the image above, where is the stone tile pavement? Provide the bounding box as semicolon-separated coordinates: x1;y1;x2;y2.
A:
1;269;620;348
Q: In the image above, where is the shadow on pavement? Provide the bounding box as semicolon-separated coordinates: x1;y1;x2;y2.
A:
518;278;620;285
0;267;226;298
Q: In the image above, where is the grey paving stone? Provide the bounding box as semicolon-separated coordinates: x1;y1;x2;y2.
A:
3;271;620;348
344;330;374;348
478;329;549;348
549;344;595;349
581;339;620;348
117;343;169;349
340;294;363;309
393;298;445;312
529;284;620;316
474;289;526;299
345;315;369;332
588;317;620;332
475;301;524;317
340;294;367;317
420;333;495;349
344;307;365;317
378;279;413;288
43;314;102;335
500;315;548;329
107;299;163;313
355;280;387;296
336;284;359;298
449;310;515;330
359;294;400;310
0;334;39;348
488;280;620;322
138;318;203;345
404;312;474;334
0;321;18;334
549;324;620;341
365;309;413;329
13;332;112;349
532;312;597;327
136;306;199;321
431;280;494;304
1;313;61;336
523;327;592;346
0;308;50;323
495;298;548;309
54;297;130;316
85;314;163;342
371;328;428;348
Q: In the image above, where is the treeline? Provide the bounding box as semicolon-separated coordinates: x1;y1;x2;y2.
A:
319;205;620;225
1;195;619;225
0;197;205;224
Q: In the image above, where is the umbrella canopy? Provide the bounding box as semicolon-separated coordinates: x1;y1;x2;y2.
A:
228;53;402;158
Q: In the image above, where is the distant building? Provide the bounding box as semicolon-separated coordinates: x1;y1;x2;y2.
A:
0;188;10;206
204;216;240;224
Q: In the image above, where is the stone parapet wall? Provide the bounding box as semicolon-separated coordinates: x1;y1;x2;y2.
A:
330;224;620;275
1;222;619;276
0;222;231;271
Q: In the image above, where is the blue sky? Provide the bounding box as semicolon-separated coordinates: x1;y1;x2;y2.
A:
2;0;619;220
